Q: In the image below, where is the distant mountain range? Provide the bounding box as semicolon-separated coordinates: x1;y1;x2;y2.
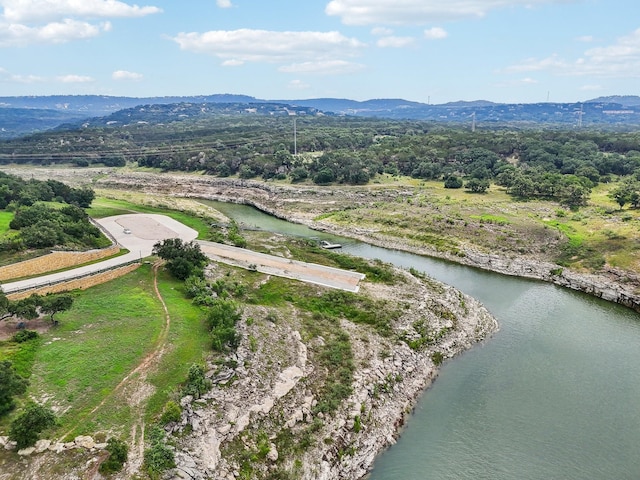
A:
1;94;640;139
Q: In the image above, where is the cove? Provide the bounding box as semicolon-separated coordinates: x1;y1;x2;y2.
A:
200;200;640;479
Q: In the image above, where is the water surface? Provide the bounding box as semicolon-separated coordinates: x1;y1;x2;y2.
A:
200;199;640;479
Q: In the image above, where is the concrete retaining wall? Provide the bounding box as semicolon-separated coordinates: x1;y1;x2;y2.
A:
6;263;140;300
0;245;120;282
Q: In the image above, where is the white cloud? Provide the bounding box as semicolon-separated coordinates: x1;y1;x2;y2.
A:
278;60;366;75
576;35;594;43
57;74;94;83
505;28;640;78
493;77;539;87
0;0;160;46
326;0;572;25
376;36;414;48
1;0;161;23
0;67;45;83
171;29;366;66
0;19;109;46
579;84;602;91
424;27;447;40
112;69;143;80
216;0;233;8
288;79;310;90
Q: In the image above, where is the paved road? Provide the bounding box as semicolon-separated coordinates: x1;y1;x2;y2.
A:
1;214;364;294
1;214;198;294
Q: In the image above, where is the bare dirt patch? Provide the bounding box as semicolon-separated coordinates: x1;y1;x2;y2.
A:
0;318;51;340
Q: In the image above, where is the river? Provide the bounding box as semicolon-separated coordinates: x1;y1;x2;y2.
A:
201;200;640;479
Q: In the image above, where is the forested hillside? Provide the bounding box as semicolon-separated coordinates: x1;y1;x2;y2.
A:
1;113;639;209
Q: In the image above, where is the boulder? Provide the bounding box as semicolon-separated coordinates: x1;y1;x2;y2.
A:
74;435;95;449
34;439;51;453
266;444;278;462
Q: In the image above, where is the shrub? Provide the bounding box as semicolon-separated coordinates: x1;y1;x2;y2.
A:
182;364;210;399
12;330;39;343
99;437;128;474
160;400;182;424
206;299;242;352
444;175;463;189
0;361;29;417
431;351;444;366
143;426;176;479
9;402;56;449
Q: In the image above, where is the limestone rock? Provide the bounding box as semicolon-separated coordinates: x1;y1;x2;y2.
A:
48;442;66;453
17;447;35;456
34;439;51;453
74;435;95;449
266;444;278;462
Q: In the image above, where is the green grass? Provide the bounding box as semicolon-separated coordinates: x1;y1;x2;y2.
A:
0;338;40;378
88;197;213;239
0;263;212;440
22;265;165;437
145;271;209;420
0;211;14;236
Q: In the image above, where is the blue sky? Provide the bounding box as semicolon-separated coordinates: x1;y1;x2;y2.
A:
0;0;639;103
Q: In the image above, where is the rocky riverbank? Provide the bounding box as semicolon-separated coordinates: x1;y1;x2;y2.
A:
169;265;498;480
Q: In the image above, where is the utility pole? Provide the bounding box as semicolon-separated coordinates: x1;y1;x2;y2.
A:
293;118;297;156
471;112;476;133
577;104;584;128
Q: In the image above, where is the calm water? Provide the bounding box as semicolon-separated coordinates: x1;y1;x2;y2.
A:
201;200;640;479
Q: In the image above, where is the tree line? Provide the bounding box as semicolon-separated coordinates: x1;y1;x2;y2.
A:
2;116;640;206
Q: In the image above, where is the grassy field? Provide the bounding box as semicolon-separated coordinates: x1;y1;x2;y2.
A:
0;263;209;440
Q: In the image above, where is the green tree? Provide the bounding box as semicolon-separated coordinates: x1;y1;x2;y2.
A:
444;175;463;189
206;299;242;352
464;178;490;193
9;402;56;449
0;360;29;416
182;363;211;399
8;295;40;321
153;238;209;280
143;426;175;479
290;167;308;183
39;294;73;324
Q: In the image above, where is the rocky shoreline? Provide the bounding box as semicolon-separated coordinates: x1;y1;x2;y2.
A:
7;167;639;314
170;269;498;480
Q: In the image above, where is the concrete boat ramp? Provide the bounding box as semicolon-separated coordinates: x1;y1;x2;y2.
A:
198;240;365;292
